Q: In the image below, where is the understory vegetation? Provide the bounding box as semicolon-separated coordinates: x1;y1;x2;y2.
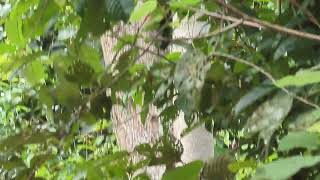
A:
1;0;320;179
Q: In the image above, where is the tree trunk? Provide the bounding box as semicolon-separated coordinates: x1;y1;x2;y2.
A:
100;12;214;180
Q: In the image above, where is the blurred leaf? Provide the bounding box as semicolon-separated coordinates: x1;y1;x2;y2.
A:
278;131;319;151
5;17;26;47
252;156;320;180
276;71;320;87
307;121;320;133
79;42;104;73
163;161;203;180
0;131;55;152
22;60;47;86
289;109;320;131
78;0;109;37
23;0;59;38
0;43;16;54
244;91;293;144
106;0;134;21
129;0;157;23
170;0;200;8
54;79;81;108
234;82;275;115
228;159;257;173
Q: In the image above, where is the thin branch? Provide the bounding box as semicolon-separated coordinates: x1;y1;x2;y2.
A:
210;51;320;109
191;1;320;42
289;0;320;29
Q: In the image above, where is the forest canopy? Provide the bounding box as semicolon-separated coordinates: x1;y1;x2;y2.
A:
1;0;320;179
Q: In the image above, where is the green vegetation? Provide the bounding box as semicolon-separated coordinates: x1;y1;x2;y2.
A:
1;0;320;179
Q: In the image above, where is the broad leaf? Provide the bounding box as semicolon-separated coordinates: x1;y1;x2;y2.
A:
252;156;320;180
234;82;275;115
289;109;320;131
244;91;293;144
170;0;200;8
278;131;319;151
162;161;203;180
129;0;157;23
22;60;47;86
276;71;320;87
106;0;134;21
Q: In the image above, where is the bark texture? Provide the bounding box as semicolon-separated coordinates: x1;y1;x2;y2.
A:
100;12;214;180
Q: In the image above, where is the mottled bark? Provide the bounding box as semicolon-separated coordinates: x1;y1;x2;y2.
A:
100;13;214;180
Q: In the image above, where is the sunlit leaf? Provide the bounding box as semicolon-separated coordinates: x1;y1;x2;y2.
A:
170;0;200;8
276;71;320;87
278;131;319;151
129;0;157;23
22;60;47;86
252;156;320;180
163;161;203;180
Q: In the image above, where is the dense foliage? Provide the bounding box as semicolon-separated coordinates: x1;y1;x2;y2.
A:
1;0;320;179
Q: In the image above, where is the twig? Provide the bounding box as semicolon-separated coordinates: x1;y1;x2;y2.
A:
289;0;320;29
210;51;320;109
190;1;320;42
214;0;320;41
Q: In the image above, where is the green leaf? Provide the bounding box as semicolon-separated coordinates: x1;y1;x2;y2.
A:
162;161;203;180
0;43;16;54
0;131;55;152
106;0;134;21
5;17;26;47
275;71;320;87
278;131;319;151
164;52;182;63
169;0;200;8
22;60;47;86
129;0;157;23
289;109;320;131
234;82;275;115
244;91;293;144
78;0;109;37
54;79;81;108
79;43;104;73
252;156;320;180
54;0;66;7
228;160;257;173
23;0;59;38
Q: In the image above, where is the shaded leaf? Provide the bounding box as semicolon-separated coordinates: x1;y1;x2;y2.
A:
0;131;55;152
244;91;293;144
289;109;320;131
106;0;134;21
234;82;275;115
23;0;59;38
79;42;104;73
